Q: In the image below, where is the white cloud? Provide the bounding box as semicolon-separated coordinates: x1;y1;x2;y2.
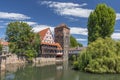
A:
41;1;120;20
111;33;120;40
65;17;79;21
41;1;92;18
41;1;80;8
23;21;37;26
0;12;30;20
59;8;92;18
32;24;88;35
76;38;87;41
116;13;120;20
32;25;54;32
70;27;88;35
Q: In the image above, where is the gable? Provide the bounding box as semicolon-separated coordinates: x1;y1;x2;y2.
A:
43;29;54;43
38;28;49;41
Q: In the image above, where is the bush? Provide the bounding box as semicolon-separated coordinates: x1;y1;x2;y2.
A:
25;49;37;62
75;38;120;73
73;61;79;70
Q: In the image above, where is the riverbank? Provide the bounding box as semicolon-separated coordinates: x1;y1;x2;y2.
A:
0;54;64;71
0;54;26;71
33;57;56;66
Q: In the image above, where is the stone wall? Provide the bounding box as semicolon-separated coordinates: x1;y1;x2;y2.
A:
0;54;63;71
0;54;26;71
6;54;26;64
33;57;56;66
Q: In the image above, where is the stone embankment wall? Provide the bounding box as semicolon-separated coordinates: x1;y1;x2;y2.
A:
6;54;26;64
1;55;63;71
0;54;26;71
33;57;56;66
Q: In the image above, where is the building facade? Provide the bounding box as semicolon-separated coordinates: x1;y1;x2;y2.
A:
38;28;63;58
0;39;9;54
54;24;70;61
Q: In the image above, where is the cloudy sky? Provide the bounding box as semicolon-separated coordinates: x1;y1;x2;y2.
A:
0;0;120;46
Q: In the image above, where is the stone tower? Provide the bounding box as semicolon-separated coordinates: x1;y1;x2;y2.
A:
54;24;70;61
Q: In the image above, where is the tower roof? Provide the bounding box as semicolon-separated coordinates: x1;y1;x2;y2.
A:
55;23;70;30
38;28;49;40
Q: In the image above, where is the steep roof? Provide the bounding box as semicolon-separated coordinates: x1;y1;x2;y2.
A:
56;43;62;50
38;27;62;50
38;28;49;40
0;41;9;46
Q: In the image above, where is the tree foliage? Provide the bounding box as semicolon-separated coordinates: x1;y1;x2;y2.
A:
70;35;83;47
0;44;2;52
88;4;116;44
6;22;40;60
74;38;120;73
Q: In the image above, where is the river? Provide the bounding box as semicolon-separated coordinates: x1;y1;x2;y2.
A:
1;62;120;80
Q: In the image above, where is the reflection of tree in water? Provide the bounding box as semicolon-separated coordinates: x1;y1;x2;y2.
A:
2;63;120;80
78;72;120;80
13;64;56;80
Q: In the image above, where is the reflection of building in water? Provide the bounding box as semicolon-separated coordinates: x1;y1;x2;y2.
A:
55;61;70;80
0;64;26;80
39;65;56;80
55;63;64;80
63;61;68;70
0;71;5;80
56;65;63;70
6;64;26;73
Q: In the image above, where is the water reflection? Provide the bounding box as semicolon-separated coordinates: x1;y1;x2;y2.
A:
1;62;120;80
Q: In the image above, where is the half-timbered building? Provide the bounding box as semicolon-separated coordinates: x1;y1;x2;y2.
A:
38;28;63;58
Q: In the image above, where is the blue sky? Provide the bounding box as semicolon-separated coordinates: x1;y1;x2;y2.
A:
0;0;120;46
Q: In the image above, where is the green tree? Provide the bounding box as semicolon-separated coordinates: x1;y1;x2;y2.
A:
70;35;83;47
77;42;83;47
6;22;40;60
75;38;120;73
88;4;116;44
0;44;2;52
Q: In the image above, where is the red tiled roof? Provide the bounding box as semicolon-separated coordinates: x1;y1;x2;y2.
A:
38;28;49;40
0;41;9;46
38;28;62;50
55;43;62;50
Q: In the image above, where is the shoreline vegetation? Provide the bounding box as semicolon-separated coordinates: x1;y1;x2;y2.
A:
73;38;120;74
73;4;120;74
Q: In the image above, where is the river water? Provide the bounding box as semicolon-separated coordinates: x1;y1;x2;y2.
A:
1;62;120;80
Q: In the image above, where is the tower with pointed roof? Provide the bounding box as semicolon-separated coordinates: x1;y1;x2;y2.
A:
54;24;70;61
